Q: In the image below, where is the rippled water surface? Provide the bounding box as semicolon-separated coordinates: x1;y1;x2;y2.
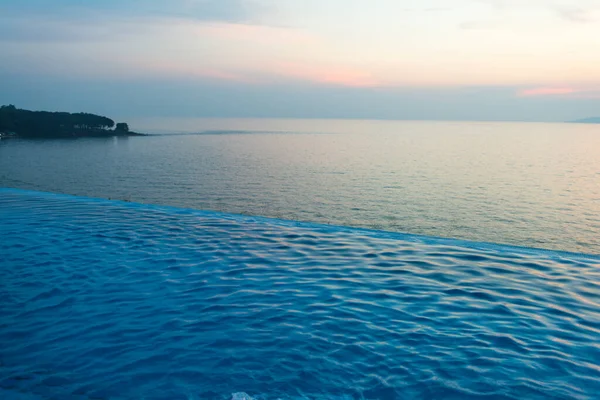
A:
1;189;600;399
1;119;599;253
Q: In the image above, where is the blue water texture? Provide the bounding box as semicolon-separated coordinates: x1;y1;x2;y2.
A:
1;188;599;400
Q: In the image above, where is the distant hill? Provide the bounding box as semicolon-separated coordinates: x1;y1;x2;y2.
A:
571;117;600;124
0;105;144;138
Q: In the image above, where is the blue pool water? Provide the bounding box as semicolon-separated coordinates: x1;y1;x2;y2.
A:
1;188;599;399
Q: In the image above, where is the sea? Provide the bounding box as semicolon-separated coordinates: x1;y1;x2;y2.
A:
1;119;600;400
1;118;599;254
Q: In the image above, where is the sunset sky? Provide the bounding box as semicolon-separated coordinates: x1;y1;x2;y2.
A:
1;0;599;121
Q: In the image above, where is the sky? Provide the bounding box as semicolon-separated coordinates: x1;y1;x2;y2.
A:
1;0;599;121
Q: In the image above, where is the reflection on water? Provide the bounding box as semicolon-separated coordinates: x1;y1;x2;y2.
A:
1;119;599;253
1;189;599;399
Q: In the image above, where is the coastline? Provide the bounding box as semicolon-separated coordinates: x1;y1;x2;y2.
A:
0;105;147;139
0;130;148;139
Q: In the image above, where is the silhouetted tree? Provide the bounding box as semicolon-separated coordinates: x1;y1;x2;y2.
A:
115;122;129;132
0;105;123;138
0;105;18;132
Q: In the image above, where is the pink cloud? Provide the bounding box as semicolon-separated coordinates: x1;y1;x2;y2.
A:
518;87;577;97
272;62;381;87
123;56;380;87
517;86;600;98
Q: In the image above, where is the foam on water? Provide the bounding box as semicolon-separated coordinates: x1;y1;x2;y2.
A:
1;188;599;399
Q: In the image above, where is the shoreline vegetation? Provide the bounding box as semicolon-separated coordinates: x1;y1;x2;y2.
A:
0;105;146;139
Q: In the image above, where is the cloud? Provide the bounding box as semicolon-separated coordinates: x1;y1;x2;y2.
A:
555;6;596;23
518;87;577;96
458;20;502;30
475;0;598;23
0;1;281;45
476;1;598;23
270;62;380;87
476;0;511;10
0;0;269;24
159;0;271;24
424;7;453;12
0;14;144;43
194;22;315;44
143;63;257;84
142;59;381;88
517;87;600;98
4;72;599;122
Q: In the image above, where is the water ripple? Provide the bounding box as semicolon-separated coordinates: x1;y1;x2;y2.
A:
1;189;599;399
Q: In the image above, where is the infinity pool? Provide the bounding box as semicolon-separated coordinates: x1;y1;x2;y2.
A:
1;189;599;399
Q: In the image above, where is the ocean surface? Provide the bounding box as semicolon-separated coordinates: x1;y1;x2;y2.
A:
1;188;600;400
1;119;599;254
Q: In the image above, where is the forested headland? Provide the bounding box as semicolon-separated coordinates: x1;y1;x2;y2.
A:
0;105;145;138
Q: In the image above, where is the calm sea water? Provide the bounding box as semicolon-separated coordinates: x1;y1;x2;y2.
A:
1;119;599;253
2;189;599;400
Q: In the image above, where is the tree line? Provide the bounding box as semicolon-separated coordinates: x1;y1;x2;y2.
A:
0;105;131;138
